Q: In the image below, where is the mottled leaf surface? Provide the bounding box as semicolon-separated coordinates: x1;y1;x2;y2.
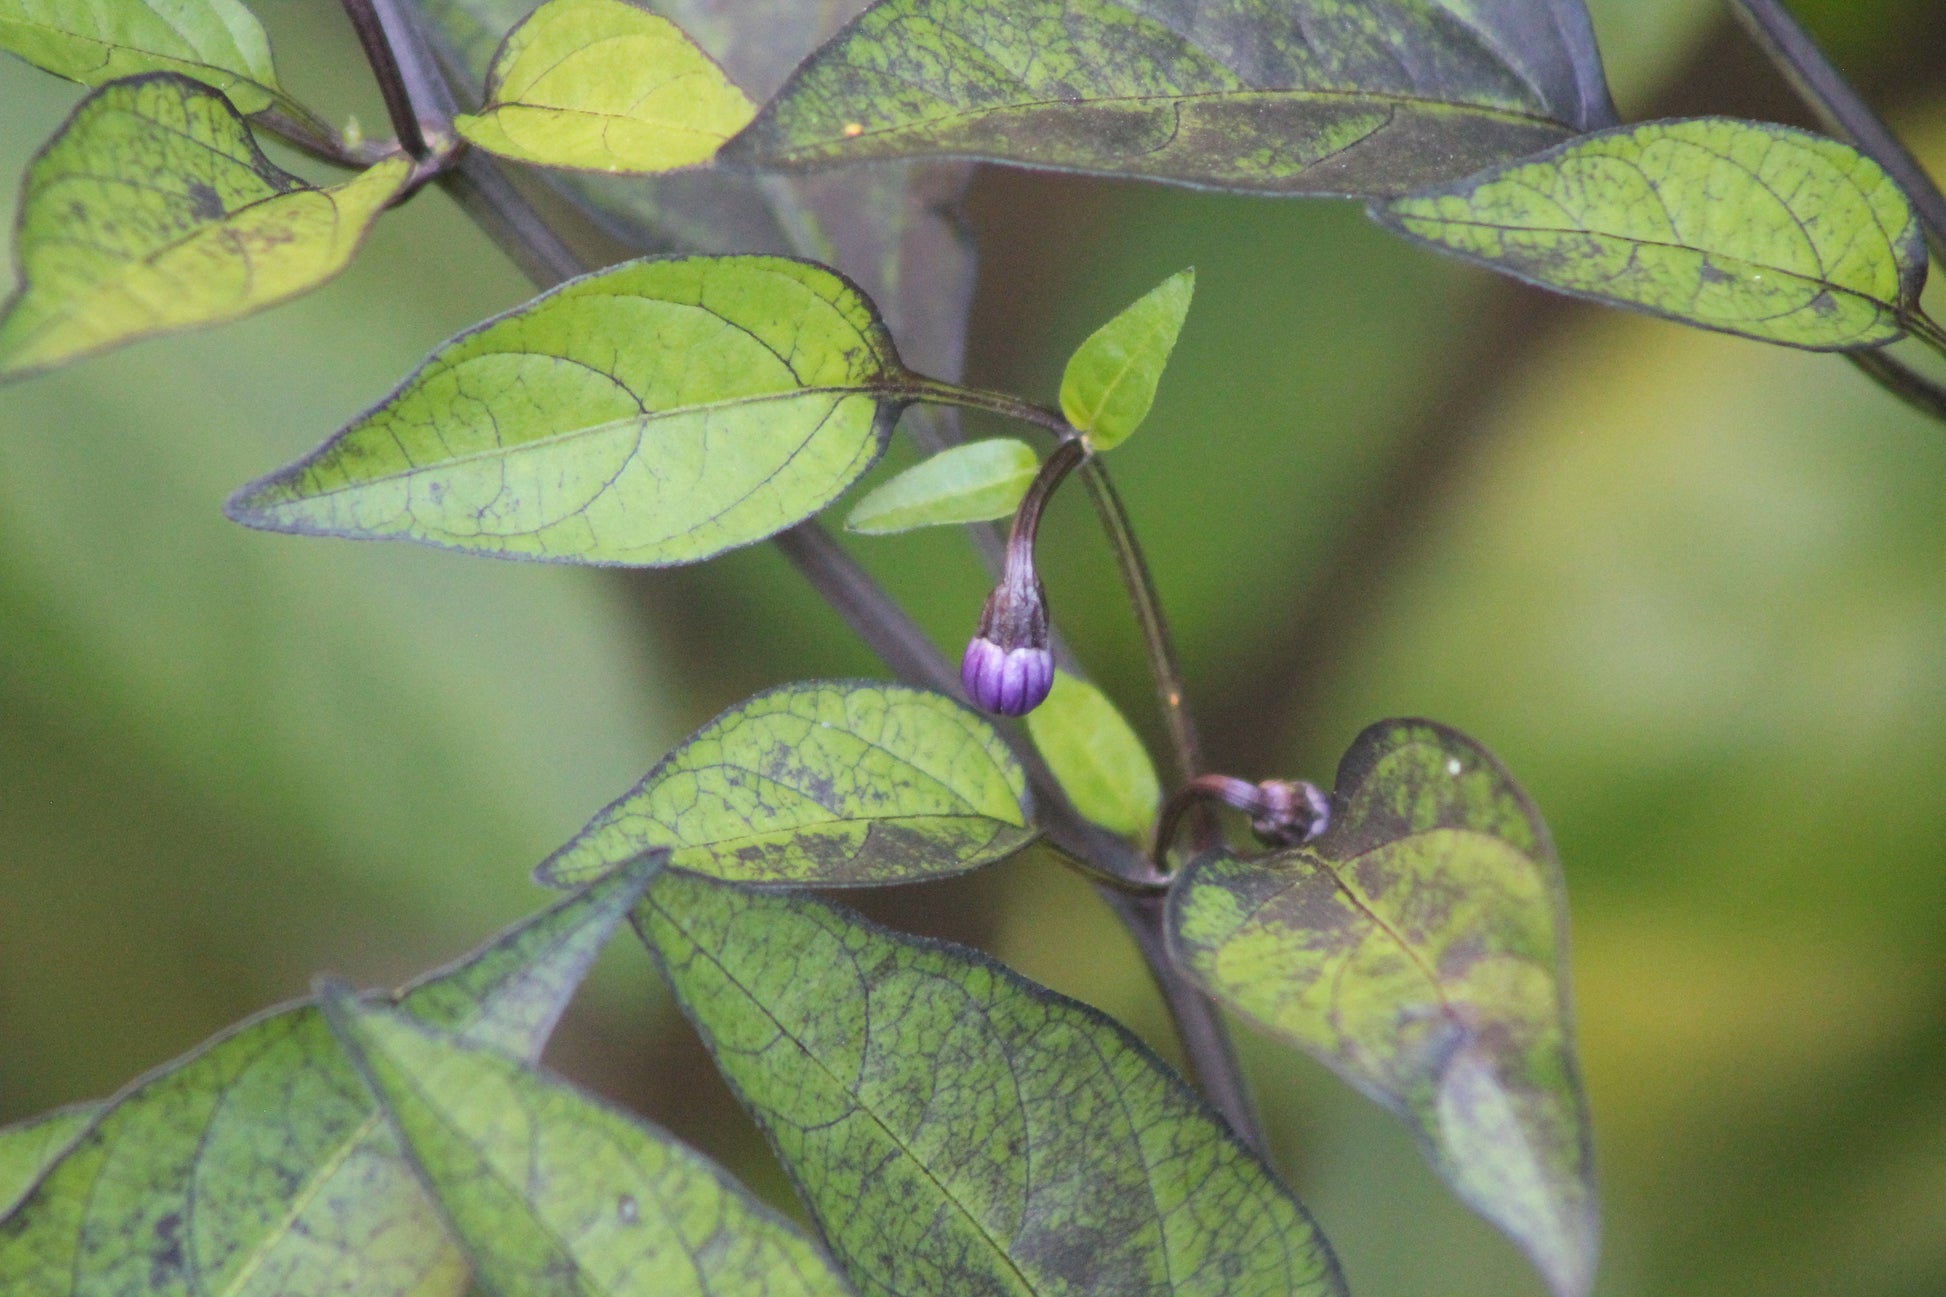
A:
455;0;756;174
0;863;656;1296
1026;671;1161;840
724;0;1617;197
1061;269;1192;451
1167;720;1596;1297
845;438;1038;533
542;681;1033;887
642;870;1346;1297
228;255;910;565
414;0;978;409
324;991;857;1297
0;1106;97;1221
0;0;282;112
0;74;409;380
1376;117;1928;350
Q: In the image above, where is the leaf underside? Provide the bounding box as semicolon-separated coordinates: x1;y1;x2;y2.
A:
455;0;757;174
541;680;1034;887
845;437;1038;533
0;0;282;112
0;864;655;1297
0;73;409;380
723;0;1617;197
227;255;911;567
1167;720;1597;1297
1376;116;1929;350
642;869;1347;1297
325;991;855;1297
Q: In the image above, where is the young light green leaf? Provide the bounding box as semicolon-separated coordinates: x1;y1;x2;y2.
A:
1060;268;1193;451
0;1105;98;1221
723;0;1617;197
1375;117;1929;351
227;255;913;565
541;681;1034;888
844;438;1038;534
0;861;657;1297
455;0;756;175
322;990;857;1297
0;0;282;113
1166;720;1596;1297
641;870;1346;1297
1026;671;1161;840
0;74;410;381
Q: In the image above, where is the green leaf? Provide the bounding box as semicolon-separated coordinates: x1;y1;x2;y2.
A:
0;0;282;113
844;438;1038;534
722;0;1617;197
227;254;912;565
0;74;410;381
454;0;756;175
1166;720;1596;1297
0;861;657;1296
641;869;1346;1297
322;990;856;1297
1025;671;1161;840
1374;116;1929;351
540;681;1034;888
0;1105;97;1221
1060;268;1192;451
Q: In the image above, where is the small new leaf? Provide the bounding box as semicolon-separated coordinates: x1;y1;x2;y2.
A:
642;870;1346;1297
323;991;855;1297
0;1105;97;1220
540;681;1034;887
0;0;283;113
723;0;1615;197
456;0;757;175
0;74;409;381
1060;268;1192;451
0;862;656;1296
1376;117;1929;351
845;438;1038;534
1025;671;1161;839
228;255;913;565
1167;720;1597;1297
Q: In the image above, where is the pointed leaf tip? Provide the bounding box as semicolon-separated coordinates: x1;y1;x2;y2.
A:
1167;719;1598;1297
845;438;1039;533
642;869;1347;1296
1377;117;1928;351
456;0;757;174
0;0;284;112
0;75;408;381
540;681;1034;887
227;255;912;565
1060;268;1194;451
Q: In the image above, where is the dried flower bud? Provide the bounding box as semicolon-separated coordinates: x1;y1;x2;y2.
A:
962;567;1053;716
1249;779;1331;846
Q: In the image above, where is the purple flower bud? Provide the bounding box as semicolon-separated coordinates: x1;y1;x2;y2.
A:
962;634;1055;716
1249;779;1331;846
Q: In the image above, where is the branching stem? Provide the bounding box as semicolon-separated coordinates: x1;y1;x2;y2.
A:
342;0;433;159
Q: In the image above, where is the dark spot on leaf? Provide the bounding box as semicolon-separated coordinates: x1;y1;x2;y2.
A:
186;181;224;221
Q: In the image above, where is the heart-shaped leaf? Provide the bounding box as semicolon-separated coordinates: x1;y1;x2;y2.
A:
540;681;1034;888
722;0;1617;197
845;438;1038;534
1167;720;1596;1297
323;988;857;1297
641;869;1347;1297
0;1106;97;1221
227;255;915;565
1061;268;1192;451
1026;671;1161;840
0;74;410;381
0;0;284;113
455;0;756;175
0;861;656;1296
1375;117;1930;351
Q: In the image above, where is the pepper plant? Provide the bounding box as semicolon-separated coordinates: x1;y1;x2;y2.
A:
1;1;1941;1295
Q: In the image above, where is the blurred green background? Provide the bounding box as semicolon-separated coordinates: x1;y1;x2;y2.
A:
5;2;1946;1294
